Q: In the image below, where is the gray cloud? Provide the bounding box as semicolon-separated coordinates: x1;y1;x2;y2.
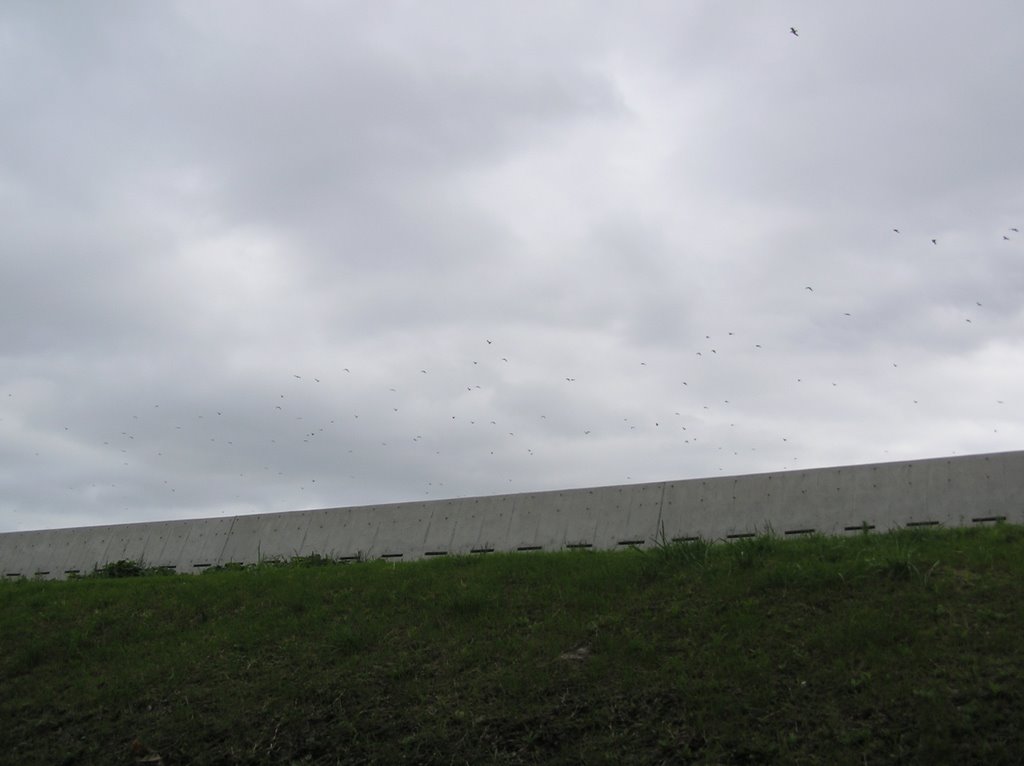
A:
2;2;1023;532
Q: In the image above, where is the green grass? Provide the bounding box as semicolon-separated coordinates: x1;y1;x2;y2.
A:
2;524;1024;765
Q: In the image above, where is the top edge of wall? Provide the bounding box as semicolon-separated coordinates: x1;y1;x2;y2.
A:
4;449;1022;537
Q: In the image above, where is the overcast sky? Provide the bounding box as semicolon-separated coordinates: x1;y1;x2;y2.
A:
2;2;1023;533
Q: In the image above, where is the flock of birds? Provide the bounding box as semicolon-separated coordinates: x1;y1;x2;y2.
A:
2;214;1018;522
1;24;1021;525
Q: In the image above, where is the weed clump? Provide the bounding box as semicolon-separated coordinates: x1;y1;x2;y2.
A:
89;560;172;578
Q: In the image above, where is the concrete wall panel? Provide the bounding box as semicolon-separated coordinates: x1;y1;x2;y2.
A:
499;483;665;552
316;505;383;560
363;505;426;560
419;503;463;556
516;489;595;550
833;465;886;531
178;518;234;571
947;452;1022;524
140;521;194;570
887;461;926;524
299;508;355;559
773;471;833;532
781;468;865;534
663;475;771;540
60;526;118;574
27;530;73;576
502;492;550;551
45;530;86;576
0;532;30;577
218;512;313;564
942;457;976;523
591;483;665;548
547;488;604;548
0;530;62;577
660;478;711;540
455;495;517;553
731;474;780;535
920;460;953;526
102;526;153;567
1000;451;1024;523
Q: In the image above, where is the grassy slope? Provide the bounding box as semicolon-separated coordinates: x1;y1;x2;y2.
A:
2;524;1023;765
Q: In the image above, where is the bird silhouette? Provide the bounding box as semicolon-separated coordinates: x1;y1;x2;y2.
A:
790;27;798;36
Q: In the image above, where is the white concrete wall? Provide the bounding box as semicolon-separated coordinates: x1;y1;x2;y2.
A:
2;450;1022;579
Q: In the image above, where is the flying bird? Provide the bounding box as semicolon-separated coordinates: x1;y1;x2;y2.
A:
790;27;798;36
